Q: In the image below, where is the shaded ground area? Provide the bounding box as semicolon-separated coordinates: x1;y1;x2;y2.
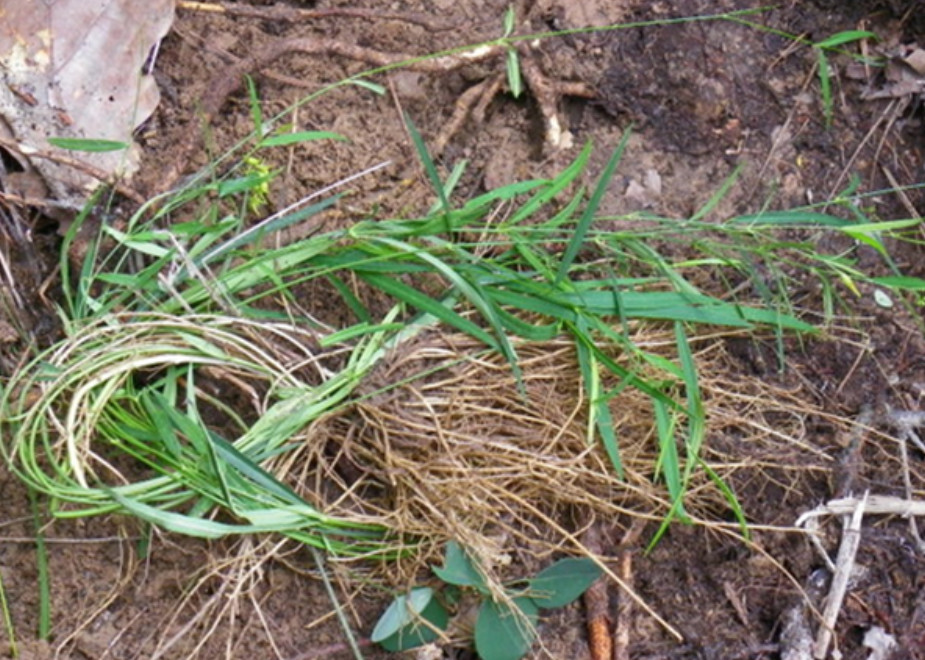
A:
1;0;924;659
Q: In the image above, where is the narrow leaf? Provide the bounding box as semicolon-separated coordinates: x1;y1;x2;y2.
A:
556;129;630;283
873;276;925;290
260;130;347;147
506;49;522;98
405;114;451;234
47;137;128;152
815;30;877;49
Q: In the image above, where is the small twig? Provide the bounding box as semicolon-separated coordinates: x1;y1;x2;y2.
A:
813;491;867;659
888;407;925;553
614;519;646;660
880;163;922;222
582;525;612;660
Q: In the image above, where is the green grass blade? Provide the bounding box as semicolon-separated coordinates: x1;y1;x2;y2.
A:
260;130;347;148
729;210;852;227
574;331;623;477
196;195;340;269
556;130;631;283
404;114;451;234
358;272;499;350
508;141;591;225
689;164;741;222
207;431;307;506
815;29;877;49
245;74;264;137
700;459;749;540
427;159;468;215
28;488;48;643
370;237;521;384
676;321;704;483
815;48;833;127
653;398;683;512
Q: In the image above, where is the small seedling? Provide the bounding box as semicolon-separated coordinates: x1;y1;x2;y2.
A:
372;540;602;660
812;30;878;127
502;5;522;98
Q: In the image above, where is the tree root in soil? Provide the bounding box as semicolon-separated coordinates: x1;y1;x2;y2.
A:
158;16;595;194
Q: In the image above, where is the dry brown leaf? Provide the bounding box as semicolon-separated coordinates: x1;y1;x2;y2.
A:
0;0;174;207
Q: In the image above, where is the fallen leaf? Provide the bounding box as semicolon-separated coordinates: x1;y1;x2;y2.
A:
0;0;174;207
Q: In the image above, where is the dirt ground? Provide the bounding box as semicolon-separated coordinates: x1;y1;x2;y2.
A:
1;0;925;659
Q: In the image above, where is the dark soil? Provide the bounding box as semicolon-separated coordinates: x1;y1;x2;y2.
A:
1;0;924;659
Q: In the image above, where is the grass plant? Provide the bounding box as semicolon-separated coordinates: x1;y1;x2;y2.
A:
0;8;922;657
4;119;918;557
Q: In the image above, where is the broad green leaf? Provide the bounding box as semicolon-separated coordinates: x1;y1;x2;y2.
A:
372;587;448;651
432;541;486;589
475;597;539;660
528;558;602;609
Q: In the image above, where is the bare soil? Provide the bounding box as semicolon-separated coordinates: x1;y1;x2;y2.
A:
1;1;924;659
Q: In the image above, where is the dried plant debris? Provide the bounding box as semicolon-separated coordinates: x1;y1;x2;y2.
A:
0;0;174;208
847;42;925;101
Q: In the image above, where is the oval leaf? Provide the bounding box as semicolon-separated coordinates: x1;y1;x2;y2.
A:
528;558;602;609
475;597;539;660
372;587;448;651
432;540;487;589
